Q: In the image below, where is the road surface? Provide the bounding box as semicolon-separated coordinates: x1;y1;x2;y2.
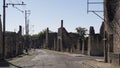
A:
8;49;92;68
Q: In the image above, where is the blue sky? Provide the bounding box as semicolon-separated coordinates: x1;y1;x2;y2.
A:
0;0;103;35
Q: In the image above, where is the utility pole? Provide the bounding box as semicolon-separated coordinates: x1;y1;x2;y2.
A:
87;0;104;20
2;0;6;60
25;10;31;51
2;0;26;60
25;10;31;35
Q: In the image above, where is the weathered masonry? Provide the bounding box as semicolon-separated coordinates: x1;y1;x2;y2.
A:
104;0;120;65
57;20;81;53
44;20;86;53
88;26;104;56
45;28;57;50
0;16;25;59
5;26;24;58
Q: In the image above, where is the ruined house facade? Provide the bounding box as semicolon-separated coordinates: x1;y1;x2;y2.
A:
104;0;120;65
30;37;44;49
5;26;24;58
88;26;104;56
45;20;106;55
56;20;82;53
0;15;25;59
45;28;57;50
45;20;86;53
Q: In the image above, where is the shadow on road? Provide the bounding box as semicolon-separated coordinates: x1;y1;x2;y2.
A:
0;60;22;68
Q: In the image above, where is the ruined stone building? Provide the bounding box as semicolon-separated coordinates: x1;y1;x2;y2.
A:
5;32;17;58
44;20;88;53
30;37;45;49
41;20;88;54
16;26;24;55
45;28;57;50
88;26;104;56
56;20;81;53
0;16;25;59
5;26;24;58
102;0;120;65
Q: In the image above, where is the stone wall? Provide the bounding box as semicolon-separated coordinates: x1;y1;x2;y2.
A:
16;26;24;55
109;52;120;65
88;26;104;56
104;0;120;64
56;20;87;53
57;20;80;53
5;32;17;58
57;26;71;52
45;28;57;50
4;26;24;58
30;38;44;49
0;16;24;59
69;33;80;53
105;0;120;54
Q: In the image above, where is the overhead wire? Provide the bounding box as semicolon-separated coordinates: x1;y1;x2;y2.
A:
8;0;13;3
87;0;119;37
7;0;25;13
87;0;104;19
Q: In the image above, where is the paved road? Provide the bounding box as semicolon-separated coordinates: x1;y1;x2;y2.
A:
8;49;92;68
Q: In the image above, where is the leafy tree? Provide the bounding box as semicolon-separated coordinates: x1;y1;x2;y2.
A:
75;27;87;39
30;29;47;39
37;29;46;39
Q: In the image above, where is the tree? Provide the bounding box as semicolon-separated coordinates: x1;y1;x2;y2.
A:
75;27;87;39
30;29;47;39
37;29;46;39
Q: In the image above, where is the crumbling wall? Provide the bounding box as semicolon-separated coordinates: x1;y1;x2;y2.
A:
4;26;24;58
48;33;57;50
105;0;120;54
30;38;44;49
16;26;24;55
5;32;17;58
88;26;104;56
45;28;57;50
57;27;71;52
69;33;80;53
57;20;80;52
104;0;120;64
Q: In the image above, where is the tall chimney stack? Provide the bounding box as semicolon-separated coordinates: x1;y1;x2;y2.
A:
19;25;22;35
47;27;49;33
61;20;63;28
